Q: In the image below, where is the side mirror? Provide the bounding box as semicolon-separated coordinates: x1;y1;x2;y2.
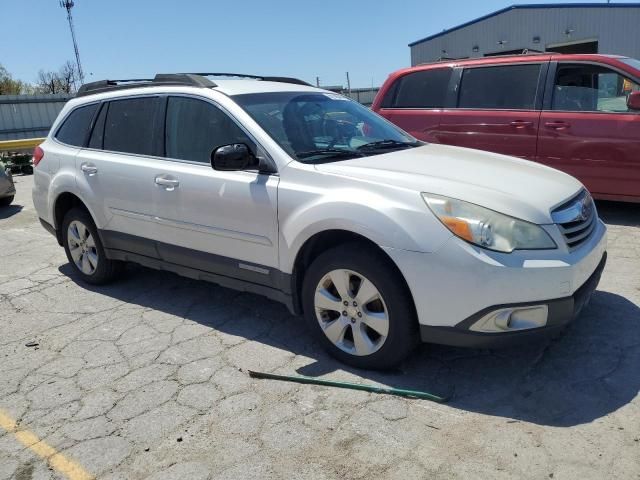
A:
627;91;640;111
211;143;257;171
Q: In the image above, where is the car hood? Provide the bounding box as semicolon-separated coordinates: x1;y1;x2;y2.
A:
314;144;583;224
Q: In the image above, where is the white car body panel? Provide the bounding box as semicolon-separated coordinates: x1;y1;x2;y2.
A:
316;143;584;225
151;160;279;268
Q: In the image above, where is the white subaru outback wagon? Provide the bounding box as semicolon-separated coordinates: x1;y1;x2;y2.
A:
33;73;607;369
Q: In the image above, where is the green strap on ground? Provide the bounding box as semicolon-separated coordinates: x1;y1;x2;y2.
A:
248;370;448;403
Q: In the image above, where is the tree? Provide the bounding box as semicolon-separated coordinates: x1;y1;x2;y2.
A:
0;64;28;95
37;69;61;94
58;61;78;93
36;61;79;94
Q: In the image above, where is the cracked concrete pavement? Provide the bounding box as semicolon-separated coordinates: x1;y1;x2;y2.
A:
1;174;639;479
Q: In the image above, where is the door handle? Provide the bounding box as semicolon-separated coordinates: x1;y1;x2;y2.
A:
155;176;180;191
509;120;534;128
81;163;98;176
545;121;570;130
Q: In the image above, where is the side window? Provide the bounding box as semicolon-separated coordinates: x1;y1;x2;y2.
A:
458;64;541;110
88;103;107;149
552;64;640;112
391;68;452;108
55;103;99;147
165;96;254;163
103;97;158;155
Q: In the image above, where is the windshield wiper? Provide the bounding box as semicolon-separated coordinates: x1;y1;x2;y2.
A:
296;148;365;160
356;140;421;151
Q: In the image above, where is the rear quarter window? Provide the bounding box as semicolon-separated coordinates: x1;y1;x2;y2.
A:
55;103;99;147
385;68;452;108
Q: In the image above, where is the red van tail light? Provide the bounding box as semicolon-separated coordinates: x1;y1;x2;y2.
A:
33;146;44;167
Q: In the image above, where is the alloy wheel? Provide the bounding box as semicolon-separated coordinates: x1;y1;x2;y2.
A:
67;220;99;275
314;269;389;356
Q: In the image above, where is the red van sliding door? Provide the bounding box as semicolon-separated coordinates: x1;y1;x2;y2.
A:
435;63;546;161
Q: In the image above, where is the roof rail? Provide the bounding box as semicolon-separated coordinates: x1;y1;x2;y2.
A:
76;72;312;97
187;73;313;86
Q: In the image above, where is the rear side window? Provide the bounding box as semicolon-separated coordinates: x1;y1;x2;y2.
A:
103;97;158;155
165;96;254;163
389;68;451;108
458;64;541;110
55;103;99;146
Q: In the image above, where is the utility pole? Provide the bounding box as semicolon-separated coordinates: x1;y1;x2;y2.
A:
316;76;320;87
59;0;85;85
346;71;351;96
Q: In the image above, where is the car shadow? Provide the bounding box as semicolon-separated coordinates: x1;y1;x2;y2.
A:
596;200;640;227
0;204;24;219
58;261;640;428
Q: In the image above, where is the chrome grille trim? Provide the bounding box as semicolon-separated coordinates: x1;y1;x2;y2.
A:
552;190;597;251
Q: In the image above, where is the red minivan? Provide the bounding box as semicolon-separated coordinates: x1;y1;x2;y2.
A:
372;54;640;203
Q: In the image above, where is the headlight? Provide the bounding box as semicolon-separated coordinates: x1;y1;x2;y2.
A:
422;193;556;253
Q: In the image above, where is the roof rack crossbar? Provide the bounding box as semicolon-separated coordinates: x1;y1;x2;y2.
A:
76;74;217;97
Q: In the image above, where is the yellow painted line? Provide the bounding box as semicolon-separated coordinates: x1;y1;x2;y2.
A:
0;137;45;152
0;408;94;480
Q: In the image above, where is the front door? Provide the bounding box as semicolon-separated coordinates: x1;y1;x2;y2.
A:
435;63;546;161
537;62;640;200
153;95;280;284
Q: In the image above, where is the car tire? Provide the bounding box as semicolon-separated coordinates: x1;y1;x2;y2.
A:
0;196;14;207
302;242;418;370
62;207;123;285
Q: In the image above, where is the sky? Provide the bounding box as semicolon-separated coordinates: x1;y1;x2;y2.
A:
1;0;638;88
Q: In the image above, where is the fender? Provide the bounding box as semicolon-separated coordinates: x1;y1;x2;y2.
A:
49;176;104;231
278;188;452;274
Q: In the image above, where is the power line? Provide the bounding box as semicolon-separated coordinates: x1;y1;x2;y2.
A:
59;0;85;85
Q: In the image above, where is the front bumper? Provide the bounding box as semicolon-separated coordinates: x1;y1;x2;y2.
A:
419;251;606;347
383;219;607;347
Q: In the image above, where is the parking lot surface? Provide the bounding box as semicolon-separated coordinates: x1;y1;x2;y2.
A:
1;174;639;480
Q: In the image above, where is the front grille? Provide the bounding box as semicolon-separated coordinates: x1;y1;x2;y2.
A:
551;190;597;251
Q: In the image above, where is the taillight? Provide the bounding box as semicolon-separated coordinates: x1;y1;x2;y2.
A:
33;146;44;167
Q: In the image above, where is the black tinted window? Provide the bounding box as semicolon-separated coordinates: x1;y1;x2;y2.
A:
104;97;158;155
88;103;107;149
459;64;541;109
392;68;451;108
165;97;253;163
55;103;99;146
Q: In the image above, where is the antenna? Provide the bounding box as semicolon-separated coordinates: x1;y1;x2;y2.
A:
59;0;85;85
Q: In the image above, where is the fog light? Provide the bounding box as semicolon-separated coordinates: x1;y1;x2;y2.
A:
469;305;548;333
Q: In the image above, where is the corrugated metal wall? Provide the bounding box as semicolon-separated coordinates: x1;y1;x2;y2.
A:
0;94;72;141
410;6;640;65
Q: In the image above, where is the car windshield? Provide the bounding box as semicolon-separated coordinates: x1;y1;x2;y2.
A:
233;91;421;163
620;57;640;73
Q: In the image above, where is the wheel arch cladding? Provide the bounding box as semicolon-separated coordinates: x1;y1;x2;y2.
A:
53;192;92;245
290;230;417;318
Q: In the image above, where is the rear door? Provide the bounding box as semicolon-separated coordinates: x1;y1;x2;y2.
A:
152;95;280;282
435;62;547;160
375;67;452;142
78;96;162;253
537;62;640;199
